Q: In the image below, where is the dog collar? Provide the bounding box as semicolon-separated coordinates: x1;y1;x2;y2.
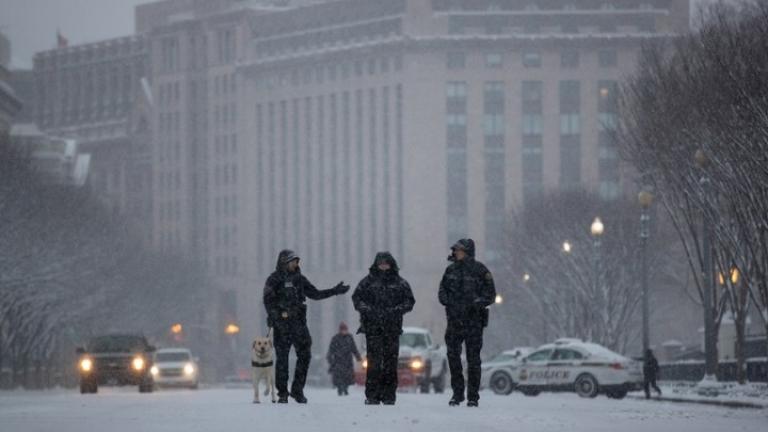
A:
252;360;273;367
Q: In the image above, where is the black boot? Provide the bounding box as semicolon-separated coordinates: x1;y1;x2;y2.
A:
290;392;308;404
277;394;288;404
449;395;465;406
467;400;478;407
365;398;381;405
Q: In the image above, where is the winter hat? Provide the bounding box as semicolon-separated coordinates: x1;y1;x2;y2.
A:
450;238;476;257
339;322;348;332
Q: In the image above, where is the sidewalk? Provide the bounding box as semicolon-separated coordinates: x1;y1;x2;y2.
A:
628;382;768;409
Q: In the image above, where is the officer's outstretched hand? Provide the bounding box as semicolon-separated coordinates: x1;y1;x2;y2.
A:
333;281;351;295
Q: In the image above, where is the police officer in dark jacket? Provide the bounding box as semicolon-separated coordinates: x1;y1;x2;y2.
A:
439;239;496;407
643;348;662;399
352;252;415;405
263;249;350;404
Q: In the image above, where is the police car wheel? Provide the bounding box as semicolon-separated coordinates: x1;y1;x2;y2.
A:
490;371;514;395
575;374;599;398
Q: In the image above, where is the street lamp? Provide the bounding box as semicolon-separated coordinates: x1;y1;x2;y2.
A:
590;217;604;342
696;149;717;379
639;190;654;358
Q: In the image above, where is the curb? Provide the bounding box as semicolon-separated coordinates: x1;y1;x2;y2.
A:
627;395;766;409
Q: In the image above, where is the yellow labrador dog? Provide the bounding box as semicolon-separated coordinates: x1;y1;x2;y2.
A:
251;331;276;404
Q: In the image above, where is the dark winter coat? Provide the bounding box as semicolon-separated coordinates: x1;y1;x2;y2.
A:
438;239;496;327
643;353;660;379
263;250;346;328
352;252;415;336
326;333;362;387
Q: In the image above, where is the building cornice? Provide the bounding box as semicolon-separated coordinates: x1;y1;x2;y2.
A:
238;32;676;73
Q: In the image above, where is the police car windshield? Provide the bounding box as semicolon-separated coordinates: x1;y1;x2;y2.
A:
156;352;190;362
399;333;428;348
87;336;146;353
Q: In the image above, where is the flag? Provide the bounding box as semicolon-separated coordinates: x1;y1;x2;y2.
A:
57;30;68;49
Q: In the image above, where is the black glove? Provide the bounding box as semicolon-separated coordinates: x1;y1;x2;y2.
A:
333;281;350;295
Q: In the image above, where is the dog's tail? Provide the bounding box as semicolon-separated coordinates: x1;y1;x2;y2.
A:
264;387;270;396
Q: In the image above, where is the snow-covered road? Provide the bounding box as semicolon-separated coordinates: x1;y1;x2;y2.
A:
1;386;765;432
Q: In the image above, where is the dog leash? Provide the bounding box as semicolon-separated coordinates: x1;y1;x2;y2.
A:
251;360;273;367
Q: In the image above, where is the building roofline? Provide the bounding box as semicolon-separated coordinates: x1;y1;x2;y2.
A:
238;32;676;73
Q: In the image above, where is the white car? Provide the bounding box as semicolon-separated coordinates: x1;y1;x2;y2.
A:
150;348;199;389
515;339;642;399
399;327;448;393
480;347;533;395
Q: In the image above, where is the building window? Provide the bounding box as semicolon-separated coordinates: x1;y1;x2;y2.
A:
485;53;503;69
522;114;543;136
561;50;579;68
522;50;542;68
598;50;618;68
560;114;580;135
447;51;466;69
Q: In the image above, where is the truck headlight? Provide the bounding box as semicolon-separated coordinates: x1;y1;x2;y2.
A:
410;357;424;371
183;363;195;376
132;357;145;371
150;365;159;376
362;358;368;369
80;358;93;372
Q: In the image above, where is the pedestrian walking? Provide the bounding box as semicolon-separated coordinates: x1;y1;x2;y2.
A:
326;322;362;396
643;348;662;399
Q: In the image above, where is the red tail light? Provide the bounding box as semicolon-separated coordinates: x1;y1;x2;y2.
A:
609;363;625;370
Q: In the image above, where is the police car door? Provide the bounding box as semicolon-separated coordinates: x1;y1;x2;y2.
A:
548;348;583;387
519;349;553;387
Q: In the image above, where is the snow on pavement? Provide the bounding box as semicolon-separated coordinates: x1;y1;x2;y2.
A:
1;386;765;432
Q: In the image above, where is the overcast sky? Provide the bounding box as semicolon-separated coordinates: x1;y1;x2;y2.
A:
1;0;718;70
0;0;146;68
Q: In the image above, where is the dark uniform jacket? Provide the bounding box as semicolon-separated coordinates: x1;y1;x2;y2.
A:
438;240;496;327
352;252;415;336
643;354;660;378
263;250;344;328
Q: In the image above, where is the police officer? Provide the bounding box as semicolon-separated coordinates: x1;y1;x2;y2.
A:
438;239;496;407
352;252;415;405
263;249;350;404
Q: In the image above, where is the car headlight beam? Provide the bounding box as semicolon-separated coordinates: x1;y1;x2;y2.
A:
132;356;145;371
150;365;159;376
80;358;93;372
410;358;424;371
183;363;195;376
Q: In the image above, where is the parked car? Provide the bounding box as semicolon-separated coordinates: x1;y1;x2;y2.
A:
150;348;199;389
76;334;156;394
480;347;533;395
514;338;643;399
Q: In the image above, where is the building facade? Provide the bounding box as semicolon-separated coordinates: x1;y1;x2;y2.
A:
0;32;22;136
32;35;153;240
237;0;690;346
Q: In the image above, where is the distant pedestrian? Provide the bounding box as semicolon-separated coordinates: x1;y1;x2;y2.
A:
643;348;662;399
263;249;350;404
439;239;496;407
327;322;362;396
352;252;415;405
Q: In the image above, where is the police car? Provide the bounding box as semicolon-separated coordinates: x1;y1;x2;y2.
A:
514;339;643;399
480;347;532;395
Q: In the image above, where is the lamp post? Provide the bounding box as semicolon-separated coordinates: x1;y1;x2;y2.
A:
695;149;717;379
638;191;654;357
590;217;604;342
